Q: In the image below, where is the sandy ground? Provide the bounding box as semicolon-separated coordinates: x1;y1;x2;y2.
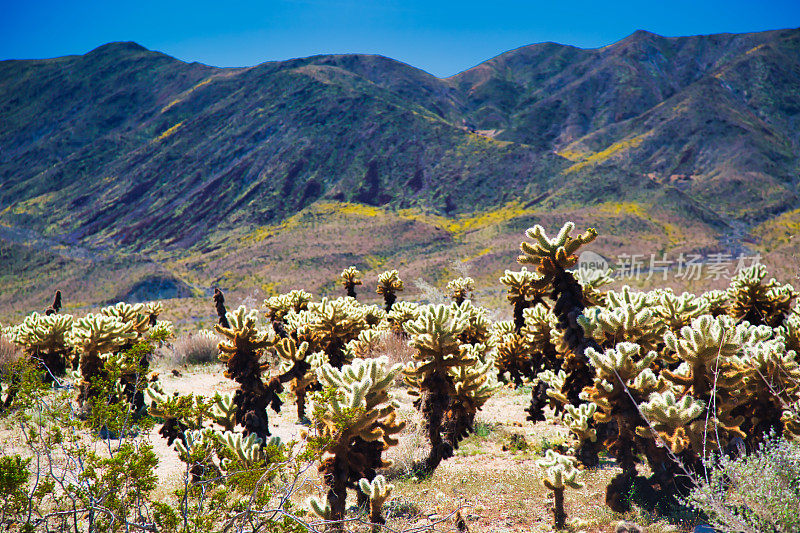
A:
1;363;689;532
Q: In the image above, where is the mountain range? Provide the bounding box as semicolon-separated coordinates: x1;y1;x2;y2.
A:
1;27;799;323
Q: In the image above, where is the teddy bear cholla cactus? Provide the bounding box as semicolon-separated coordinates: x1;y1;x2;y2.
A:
518;223;601;421
403;304;498;474
727;338;800;444
4;312;74;380
376;270;403;312
491;321;532;386
307;357;404;532
499;267;545;332
358;475;393;533
537;449;584;529
71;314;137;413
446;277;474;305
215;305;283;440
263;289;313;337
582;343;664;473
339;266;362;299
273;337;326;421
727;263;796;327
573;266;613;307
579;287;666;355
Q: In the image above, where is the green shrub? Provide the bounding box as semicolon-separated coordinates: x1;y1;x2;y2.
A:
686;434;800;533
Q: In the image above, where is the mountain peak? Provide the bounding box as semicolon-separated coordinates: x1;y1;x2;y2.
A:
87;41;149;56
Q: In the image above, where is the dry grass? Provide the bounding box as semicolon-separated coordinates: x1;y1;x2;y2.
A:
158;330;221;366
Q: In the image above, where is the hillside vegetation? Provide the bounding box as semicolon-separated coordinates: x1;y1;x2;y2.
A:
1;28;799;316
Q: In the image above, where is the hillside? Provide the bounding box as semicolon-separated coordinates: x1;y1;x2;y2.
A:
1;28;799;322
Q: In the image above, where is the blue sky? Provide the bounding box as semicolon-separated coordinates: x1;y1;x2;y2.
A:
2;0;799;77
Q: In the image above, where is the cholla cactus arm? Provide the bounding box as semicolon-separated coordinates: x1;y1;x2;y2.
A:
358;475;394;530
445;349;501;446
340;266;363;299
636;391;710;454
537;449;584;529
651;289;708;333
492;329;533;386
452;300;492;347
446;277;474;305
218;430;279;467
376;270;403;312
563;403;598;445
386;301;420;336
778;314;800;353
573;267;613;306
729;339;800;444
537;369;570;407
307;496;331;520
343;329;382;360
518;222;597;275
144;301;163;326
578;293;665;353
210;392;237;432
303;297;370;369
662;315;771;399
100;302;150;336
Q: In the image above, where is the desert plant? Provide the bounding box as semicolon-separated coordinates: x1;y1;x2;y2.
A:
290;297;370;369
499;267;544;332
518;222;600;419
264;289;313;338
491;322;532;386
214;288;231;328
44;289;62;315
686;433;800;533
4;311;73;381
215;305;283;439
386;301;420;337
273;337;326;421
537;449;584;529
403;303;497;474
171;329;221;365
358;475;394;532
376;270;403;312
306;357;405;532
340;266;363;299
71;313;137;415
727;263;796;327
446;277;475;305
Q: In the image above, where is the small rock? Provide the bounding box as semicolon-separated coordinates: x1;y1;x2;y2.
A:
615;520;644;533
171;369;182;377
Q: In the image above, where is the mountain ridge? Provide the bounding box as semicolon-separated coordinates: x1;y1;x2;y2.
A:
1;27;799;318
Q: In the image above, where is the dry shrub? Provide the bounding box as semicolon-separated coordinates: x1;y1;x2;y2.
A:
0;334;22;372
163;330;220;366
379;330;416;367
382;406;429;478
